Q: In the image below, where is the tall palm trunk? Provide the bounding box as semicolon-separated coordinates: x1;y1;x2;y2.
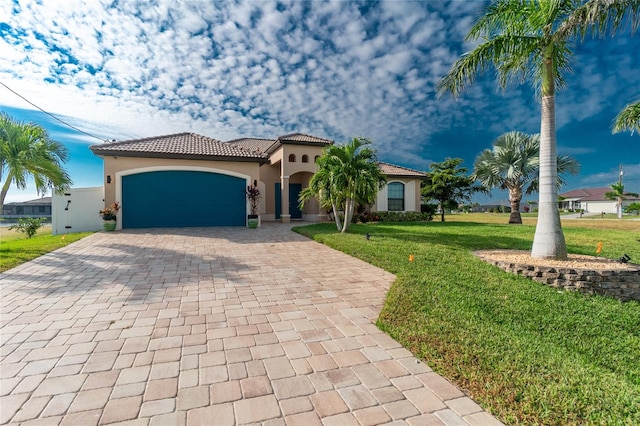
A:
331;202;342;231
508;186;523;224
617;196;623;219
0;174;13;208
532;51;567;259
341;197;355;233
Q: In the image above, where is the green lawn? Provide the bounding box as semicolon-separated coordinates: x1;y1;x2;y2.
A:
0;226;93;272
294;220;640;425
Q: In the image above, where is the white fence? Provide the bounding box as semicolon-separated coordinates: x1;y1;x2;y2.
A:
52;187;104;235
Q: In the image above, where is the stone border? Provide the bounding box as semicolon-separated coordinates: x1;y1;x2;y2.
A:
474;251;640;302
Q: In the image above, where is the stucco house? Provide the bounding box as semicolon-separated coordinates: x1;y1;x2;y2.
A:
90;132;426;229
1;197;52;218
559;187;640;214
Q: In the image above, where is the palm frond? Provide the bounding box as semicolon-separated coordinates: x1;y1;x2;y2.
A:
468;0;538;40
473;130;579;195
558;0;640;40
612;100;640;134
437;34;540;98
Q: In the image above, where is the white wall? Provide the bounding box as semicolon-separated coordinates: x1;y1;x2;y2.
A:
583;200;619;214
52;187;104;235
404;181;416;211
376;185;388;211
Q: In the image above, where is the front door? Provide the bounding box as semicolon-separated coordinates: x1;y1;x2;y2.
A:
275;183;303;219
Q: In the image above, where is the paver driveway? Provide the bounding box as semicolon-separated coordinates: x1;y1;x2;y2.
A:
1;223;502;425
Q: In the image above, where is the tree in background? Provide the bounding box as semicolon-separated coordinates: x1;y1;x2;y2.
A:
0;113;72;207
625;202;640;215
437;0;639;259
422;158;483;222
613;100;640;135
299;137;386;233
473;131;579;224
604;182;639;219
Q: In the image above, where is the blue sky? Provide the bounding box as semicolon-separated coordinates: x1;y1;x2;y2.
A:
1;0;638;204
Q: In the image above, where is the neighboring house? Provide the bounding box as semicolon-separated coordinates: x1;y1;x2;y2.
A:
90;132;426;229
2;197;52;218
559;187;640;214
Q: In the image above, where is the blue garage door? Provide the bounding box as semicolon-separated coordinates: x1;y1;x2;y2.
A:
122;171;246;228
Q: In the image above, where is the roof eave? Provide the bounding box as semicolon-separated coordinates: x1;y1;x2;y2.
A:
90;150;269;164
385;174;427;178
278;140;332;147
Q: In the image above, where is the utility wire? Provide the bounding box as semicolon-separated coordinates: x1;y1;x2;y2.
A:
0;80;108;142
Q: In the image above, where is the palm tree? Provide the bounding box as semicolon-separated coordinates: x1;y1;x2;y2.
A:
613;100;640;135
299;137;386;233
0;113;72;207
299;156;344;231
473;131;579;224
604;182;639;219
437;0;638;259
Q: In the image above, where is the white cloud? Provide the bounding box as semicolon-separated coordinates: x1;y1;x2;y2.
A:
0;0;637;206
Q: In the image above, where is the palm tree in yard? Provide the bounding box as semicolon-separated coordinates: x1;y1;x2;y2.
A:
299;137;386;233
437;0;639;259
604;182;639;219
613;100;640;135
0;113;72;207
299;157;344;231
473;131;579;224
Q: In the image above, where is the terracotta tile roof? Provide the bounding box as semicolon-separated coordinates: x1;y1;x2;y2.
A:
560;187;640;201
378;162;427;178
276;133;334;145
227;137;276;154
234;132;333;155
90;133;268;162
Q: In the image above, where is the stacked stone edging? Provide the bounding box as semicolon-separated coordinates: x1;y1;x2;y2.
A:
474;252;640;302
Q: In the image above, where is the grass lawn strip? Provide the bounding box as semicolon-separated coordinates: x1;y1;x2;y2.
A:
294;221;640;425
0;228;93;272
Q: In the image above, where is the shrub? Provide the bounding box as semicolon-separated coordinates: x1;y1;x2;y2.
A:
421;203;438;216
352;211;381;224
375;211;433;222
8;217;45;238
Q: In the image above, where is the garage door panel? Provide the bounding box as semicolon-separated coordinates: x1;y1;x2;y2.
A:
122;171;246;228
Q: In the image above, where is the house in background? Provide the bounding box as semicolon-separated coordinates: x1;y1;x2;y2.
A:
90;132;426;229
559;187;640;214
1;197;52;219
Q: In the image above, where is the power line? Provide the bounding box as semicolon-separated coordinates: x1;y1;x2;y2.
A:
0;80;107;142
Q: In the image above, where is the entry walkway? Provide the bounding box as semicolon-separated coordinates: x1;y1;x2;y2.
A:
1;223;502;425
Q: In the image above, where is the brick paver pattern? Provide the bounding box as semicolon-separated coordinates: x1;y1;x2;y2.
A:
0;223;503;425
